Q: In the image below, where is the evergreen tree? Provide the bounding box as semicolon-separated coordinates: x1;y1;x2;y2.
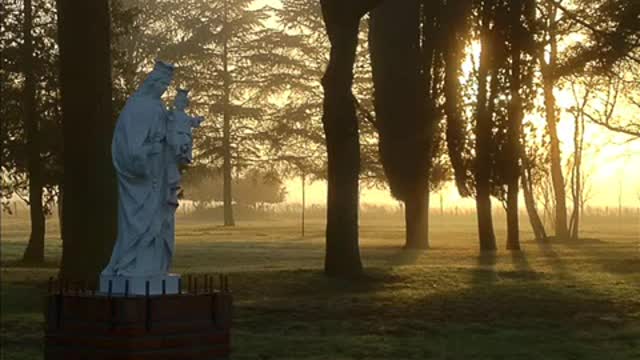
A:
1;0;64;260
369;0;458;249
134;0;303;226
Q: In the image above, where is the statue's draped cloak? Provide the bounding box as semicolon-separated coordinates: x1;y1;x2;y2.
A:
102;94;175;276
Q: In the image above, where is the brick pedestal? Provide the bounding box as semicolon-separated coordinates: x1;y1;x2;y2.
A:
44;278;232;360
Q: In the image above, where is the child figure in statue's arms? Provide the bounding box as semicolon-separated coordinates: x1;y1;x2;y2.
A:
171;89;204;164
167;88;204;207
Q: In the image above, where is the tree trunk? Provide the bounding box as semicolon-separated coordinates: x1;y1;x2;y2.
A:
221;0;235;227
573;116;582;240
506;0;523;251
57;0;117;283
320;0;369;277
404;188;429;249
569;103;584;241
21;0;46;264
475;0;497;251
301;173;305;238
541;3;568;240
57;186;64;240
543;81;568;240
521;165;547;242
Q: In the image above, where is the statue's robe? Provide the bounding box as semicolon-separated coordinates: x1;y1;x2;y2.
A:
102;93;175;276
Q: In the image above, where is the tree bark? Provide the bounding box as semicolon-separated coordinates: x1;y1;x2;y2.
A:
221;0;235;226
21;0;46;264
301;173;305;238
541;2;568;240
475;0;497;251
57;0;117;283
569;94;585;241
57;186;64;241
506;0;523;251
321;0;373;277
521;163;547;242
404;188;429;249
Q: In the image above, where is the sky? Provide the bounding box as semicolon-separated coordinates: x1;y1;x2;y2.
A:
283;83;640;209
285;127;640;209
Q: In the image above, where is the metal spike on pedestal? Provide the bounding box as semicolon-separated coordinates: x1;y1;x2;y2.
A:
145;281;151;332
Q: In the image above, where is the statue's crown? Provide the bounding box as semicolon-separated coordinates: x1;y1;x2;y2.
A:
153;60;175;76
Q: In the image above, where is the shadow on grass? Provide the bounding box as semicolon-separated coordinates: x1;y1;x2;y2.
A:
535;240;571;276
471;251;498;287
510;250;532;273
229;266;637;358
2;265;639;360
1;259;60;269
558;237;640;276
537;237;640;277
385;248;423;266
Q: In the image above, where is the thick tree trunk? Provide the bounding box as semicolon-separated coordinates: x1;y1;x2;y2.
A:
57;0;117;283
222;0;235;227
321;0;369;277
506;189;520;250
521;166;547;242
404;188;429;249
474;0;497;252
506;0;523;251
476;190;496;251
21;0;46;264
542;3;568;240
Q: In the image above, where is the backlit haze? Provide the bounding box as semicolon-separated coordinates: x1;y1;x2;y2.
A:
257;0;640;209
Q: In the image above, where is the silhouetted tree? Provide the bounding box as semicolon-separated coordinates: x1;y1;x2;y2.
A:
320;0;381;277
369;0;455;249
473;0;498;251
532;0;640;239
463;0;536;251
521;122;549;241
1;0;64;258
273;0;383;186
57;0;117;282
19;0;46;263
537;0;569;240
505;0;537;250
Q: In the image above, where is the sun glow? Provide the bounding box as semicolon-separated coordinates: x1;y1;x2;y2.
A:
258;0;639;209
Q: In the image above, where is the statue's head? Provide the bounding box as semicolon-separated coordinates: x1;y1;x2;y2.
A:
174;88;189;110
140;60;174;98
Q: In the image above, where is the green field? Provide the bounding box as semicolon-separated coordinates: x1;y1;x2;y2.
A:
1;212;639;359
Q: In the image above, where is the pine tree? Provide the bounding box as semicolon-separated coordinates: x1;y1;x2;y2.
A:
131;0;304;226
1;0;64;260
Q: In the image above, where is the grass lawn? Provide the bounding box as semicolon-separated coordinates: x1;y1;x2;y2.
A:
1;212;639;359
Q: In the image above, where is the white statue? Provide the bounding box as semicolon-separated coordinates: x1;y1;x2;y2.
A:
167;89;204;208
100;60;195;295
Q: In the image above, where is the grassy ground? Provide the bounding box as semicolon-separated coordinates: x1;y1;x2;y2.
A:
1;212;639;359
